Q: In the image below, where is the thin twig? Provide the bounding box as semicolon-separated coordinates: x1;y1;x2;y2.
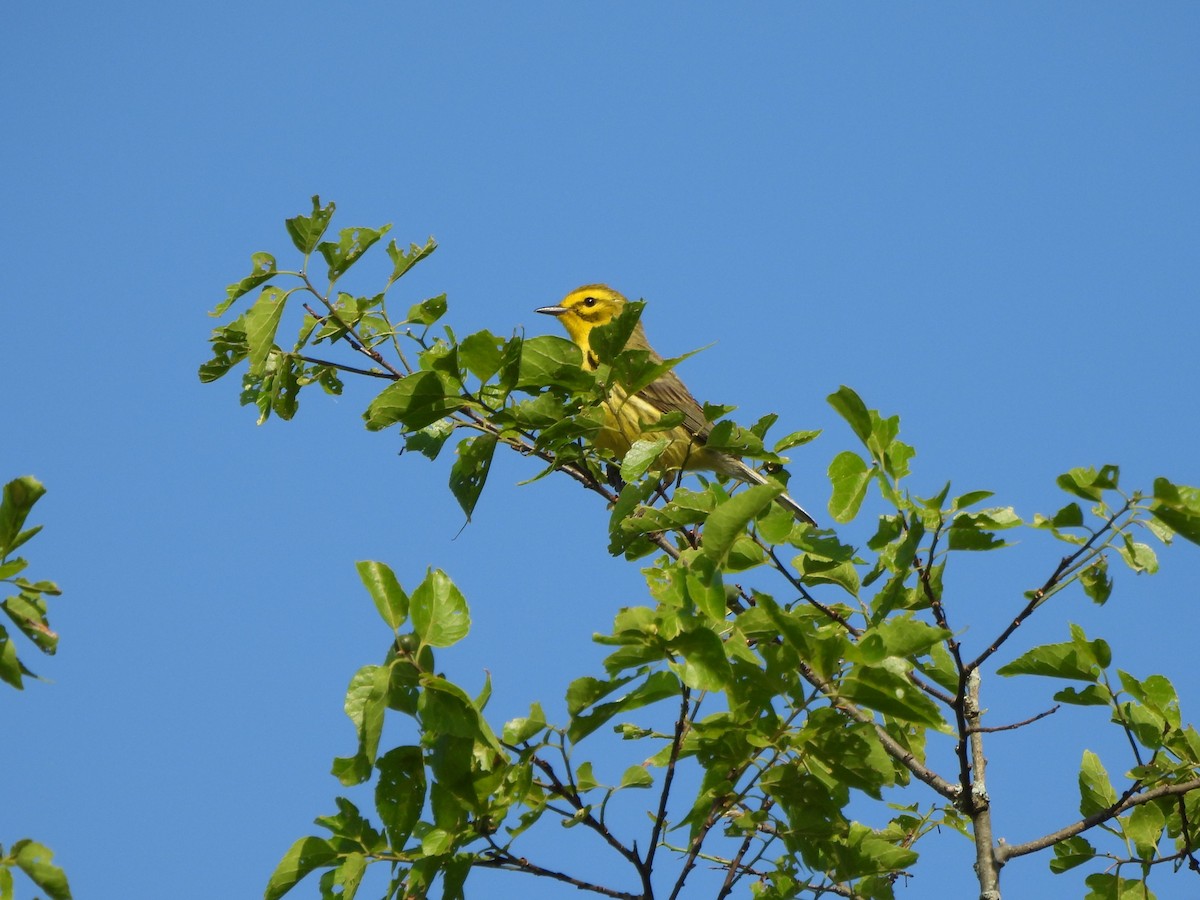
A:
966;705;1059;734
478;838;642;900
528;753;642;869
763;543;861;635
644;687;693;883
966;499;1133;674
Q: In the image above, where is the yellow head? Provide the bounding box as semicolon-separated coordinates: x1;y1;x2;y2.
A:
535;285;628;353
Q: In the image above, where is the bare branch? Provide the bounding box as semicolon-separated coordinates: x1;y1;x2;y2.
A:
479;839;642;900
966;705;1059;734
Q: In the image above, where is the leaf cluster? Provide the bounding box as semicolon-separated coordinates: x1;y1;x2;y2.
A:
204;201;1200;900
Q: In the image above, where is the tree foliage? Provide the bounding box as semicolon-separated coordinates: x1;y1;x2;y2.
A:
2;476;72;900
203;198;1200;899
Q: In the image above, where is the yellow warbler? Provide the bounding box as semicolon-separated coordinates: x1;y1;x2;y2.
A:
536;284;816;525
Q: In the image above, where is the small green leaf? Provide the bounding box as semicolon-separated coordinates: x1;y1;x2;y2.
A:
214;251;277;317
1080;558;1112;605
1054;684;1111;706
244;286;288;378
620;438;669;482
702;483;781;565
1126;800;1165;860
458;330;505;382
450;434;497;521
567;670;680;743
410;569;470;648
1056;465;1120;502
407;293;448;327
828;386;872;445
365;372;465;431
355;561;408;630
340;665;389;778
1078;750;1117;816
840;663;947;728
1049;835;1095;873
667;627;732;691
0;477;46;555
997;635;1107;682
502;701;547;744
1117;536;1158;574
618;765;654;789
773;429;821;453
375;746;426;850
515;335;587;391
1150;477;1200;546
318;225;391;280
10;840;70;900
589;301;644;363
386;236;437;284
285;195;336;254
265;836;339;900
828;451;870;522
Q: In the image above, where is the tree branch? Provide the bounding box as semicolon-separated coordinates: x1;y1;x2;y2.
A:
966;499;1133;674
996;778;1200;864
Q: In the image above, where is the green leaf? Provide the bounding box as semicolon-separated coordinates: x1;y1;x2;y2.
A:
405;418;456;460
1054;684;1111;706
386;236;437;284
1126;800;1165;860
1150;477;1200;546
828;451;870;522
365;372;465;432
318;225;391;281
265;836;339;900
244;286;288;378
285;196;336;254
214;251;277;317
828;385;871;445
589;300;645;363
1117;535;1158;574
667;627;732;691
854;616;951;663
840;663;948;728
702;483;781;565
0;476;46;555
323;853;366;900
515;335;587;391
620;438;669;482
11;840;70;900
997;626;1110;681
410;569;470;648
502;701;547;744
376;746;426;850
355;561;408;630
773;429;821;453
450;434;497;521
1049;835;1095;873
1078;750;1117;816
1080;558;1112;605
407;294;448;327
338;665;389;779
567;670;680;743
1057;465;1120;502
458;330;505;382
618;765;654;789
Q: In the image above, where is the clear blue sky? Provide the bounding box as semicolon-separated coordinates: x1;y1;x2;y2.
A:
5;3;1199;898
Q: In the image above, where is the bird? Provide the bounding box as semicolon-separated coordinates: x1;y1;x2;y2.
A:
535;284;817;525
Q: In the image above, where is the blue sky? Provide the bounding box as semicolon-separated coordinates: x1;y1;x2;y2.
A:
5;3;1199;898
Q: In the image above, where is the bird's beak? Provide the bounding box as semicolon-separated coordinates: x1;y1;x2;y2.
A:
535;305;567;317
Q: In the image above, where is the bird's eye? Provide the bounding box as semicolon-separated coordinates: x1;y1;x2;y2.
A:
582;297;597;307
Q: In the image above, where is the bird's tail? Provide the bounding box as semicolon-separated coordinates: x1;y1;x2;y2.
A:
719;456;818;526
